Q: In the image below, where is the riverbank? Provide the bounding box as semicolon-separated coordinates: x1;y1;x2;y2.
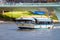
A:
0;21;15;24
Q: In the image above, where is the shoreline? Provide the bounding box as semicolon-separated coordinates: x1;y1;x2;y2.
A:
0;21;15;24
0;20;60;24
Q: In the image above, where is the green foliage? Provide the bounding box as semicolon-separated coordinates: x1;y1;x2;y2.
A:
0;14;13;20
0;11;34;20
4;11;34;18
50;15;58;20
3;15;12;20
0;14;4;18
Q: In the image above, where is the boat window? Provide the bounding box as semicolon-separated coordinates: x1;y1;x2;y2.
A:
38;21;53;25
16;20;35;24
25;21;35;24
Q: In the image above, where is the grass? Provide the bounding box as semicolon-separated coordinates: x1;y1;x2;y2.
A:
4;11;47;19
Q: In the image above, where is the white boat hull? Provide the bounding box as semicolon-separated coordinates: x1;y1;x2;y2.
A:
17;24;54;29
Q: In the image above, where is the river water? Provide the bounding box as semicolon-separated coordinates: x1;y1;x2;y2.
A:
0;23;60;40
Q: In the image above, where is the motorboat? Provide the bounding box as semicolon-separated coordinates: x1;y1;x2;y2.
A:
15;17;54;29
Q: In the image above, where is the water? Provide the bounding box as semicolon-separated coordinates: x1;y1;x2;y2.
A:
0;23;60;40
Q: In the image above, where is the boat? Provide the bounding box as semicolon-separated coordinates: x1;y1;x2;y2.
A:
15;17;54;29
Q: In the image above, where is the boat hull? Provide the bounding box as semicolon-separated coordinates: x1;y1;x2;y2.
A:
17;24;54;29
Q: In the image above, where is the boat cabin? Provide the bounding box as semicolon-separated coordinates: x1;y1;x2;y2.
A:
16;18;54;29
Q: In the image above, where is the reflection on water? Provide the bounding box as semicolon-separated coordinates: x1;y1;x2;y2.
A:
0;24;60;40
